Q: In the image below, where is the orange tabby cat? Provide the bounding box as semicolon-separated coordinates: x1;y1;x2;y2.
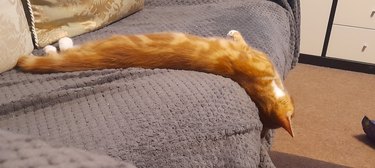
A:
17;30;295;137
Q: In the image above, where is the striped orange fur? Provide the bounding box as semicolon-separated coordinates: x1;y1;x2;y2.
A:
17;30;295;137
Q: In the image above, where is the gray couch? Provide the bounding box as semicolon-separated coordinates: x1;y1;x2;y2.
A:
0;0;300;167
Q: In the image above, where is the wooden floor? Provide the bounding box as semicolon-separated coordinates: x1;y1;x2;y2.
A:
271;64;375;168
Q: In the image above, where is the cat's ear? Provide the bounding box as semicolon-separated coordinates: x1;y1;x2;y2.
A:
280;113;294;137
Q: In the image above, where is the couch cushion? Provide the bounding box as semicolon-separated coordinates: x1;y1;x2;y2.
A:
28;0;144;47
0;0;34;73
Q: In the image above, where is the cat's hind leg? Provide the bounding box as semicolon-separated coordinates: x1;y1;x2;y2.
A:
227;30;247;45
227;30;254;52
43;45;57;55
58;37;74;51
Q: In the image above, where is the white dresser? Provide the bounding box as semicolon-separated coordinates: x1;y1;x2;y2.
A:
300;0;375;67
327;0;375;64
300;0;332;56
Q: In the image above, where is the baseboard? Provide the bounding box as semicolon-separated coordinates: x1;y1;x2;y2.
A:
299;54;375;74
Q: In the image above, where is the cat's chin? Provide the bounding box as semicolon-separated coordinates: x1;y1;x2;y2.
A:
262;120;281;129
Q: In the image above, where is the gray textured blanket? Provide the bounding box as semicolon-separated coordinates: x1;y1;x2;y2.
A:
0;130;136;168
0;0;299;167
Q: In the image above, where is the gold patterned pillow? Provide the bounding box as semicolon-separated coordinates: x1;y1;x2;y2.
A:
28;0;144;47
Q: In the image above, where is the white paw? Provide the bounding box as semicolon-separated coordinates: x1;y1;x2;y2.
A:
58;37;74;51
227;30;239;37
43;45;57;54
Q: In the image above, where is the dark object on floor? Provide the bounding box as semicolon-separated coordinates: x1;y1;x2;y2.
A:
362;116;375;142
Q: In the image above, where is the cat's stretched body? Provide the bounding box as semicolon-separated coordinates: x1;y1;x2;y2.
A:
17;30;295;137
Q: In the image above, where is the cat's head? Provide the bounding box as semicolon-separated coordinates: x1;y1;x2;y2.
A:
260;88;295;137
273;94;295;137
257;57;295;137
230;45;295;136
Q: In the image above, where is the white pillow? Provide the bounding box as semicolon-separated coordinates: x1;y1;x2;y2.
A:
0;0;34;73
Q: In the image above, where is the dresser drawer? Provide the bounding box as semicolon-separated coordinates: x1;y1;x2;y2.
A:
327;25;375;64
334;0;375;29
300;0;332;55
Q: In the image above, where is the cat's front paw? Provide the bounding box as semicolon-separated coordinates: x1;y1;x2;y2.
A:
58;37;74;51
